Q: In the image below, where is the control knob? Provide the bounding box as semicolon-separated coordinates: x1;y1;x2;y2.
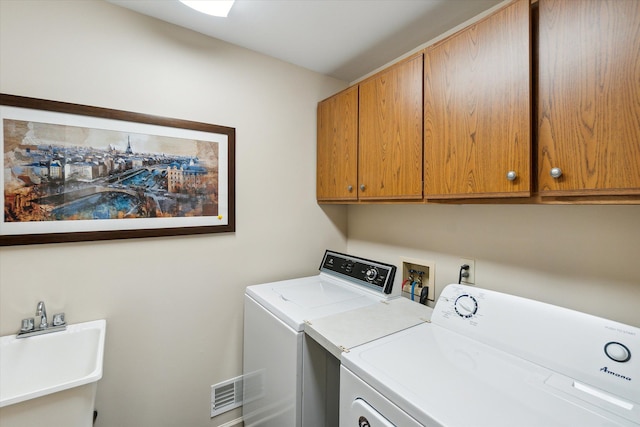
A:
365;267;379;281
454;294;478;318
605;342;631;363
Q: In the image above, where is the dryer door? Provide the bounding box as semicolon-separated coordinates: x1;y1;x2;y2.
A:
349;398;394;426
340;367;424;427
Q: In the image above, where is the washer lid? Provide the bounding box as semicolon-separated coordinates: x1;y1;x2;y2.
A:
246;274;382;331
342;322;640;427
274;279;366;309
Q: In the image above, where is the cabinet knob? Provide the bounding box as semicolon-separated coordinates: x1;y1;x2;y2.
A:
347;185;353;192
506;171;517;181
360;184;366;191
550;167;563;179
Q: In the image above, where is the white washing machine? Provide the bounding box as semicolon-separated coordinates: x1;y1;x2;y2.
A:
243;250;432;427
341;283;640;427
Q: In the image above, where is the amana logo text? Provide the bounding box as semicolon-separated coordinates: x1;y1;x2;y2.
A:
600;366;632;381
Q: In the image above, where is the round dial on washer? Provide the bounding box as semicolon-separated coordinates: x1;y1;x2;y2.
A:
365;267;378;281
604;342;631;363
454;294;478;318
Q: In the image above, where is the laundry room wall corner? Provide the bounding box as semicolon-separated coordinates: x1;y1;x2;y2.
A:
0;1;348;426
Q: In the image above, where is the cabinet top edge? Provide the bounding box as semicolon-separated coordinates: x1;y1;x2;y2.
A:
317;85;358;105
424;0;529;54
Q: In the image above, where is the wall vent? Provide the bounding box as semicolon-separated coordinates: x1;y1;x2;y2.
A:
211;375;244;417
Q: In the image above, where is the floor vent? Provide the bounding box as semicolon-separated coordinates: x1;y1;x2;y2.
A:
211;375;244;417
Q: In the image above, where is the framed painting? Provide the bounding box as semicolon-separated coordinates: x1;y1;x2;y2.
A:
1;94;235;246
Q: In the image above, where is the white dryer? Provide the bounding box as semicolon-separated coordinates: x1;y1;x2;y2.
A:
341;283;640;427
243;250;431;427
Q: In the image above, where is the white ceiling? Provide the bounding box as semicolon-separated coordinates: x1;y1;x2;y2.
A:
107;0;503;82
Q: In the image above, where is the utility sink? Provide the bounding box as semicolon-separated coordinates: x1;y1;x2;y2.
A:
0;319;106;427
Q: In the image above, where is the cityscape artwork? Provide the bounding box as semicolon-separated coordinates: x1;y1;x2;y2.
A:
1;94;235;245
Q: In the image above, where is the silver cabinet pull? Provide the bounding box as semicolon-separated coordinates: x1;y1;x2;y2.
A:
360;184;366;191
506;171;517;181
550;167;563;179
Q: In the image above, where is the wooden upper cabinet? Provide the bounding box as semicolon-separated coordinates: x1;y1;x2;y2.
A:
424;0;531;199
538;0;640;196
317;86;358;201
358;54;423;200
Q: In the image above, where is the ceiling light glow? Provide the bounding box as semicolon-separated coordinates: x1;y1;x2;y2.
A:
179;0;235;18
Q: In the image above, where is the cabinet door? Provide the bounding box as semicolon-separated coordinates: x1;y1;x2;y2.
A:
538;0;640;196
358;54;423;200
424;0;531;199
317;86;358;201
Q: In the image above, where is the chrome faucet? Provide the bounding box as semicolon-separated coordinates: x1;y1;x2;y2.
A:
36;301;48;328
17;301;66;338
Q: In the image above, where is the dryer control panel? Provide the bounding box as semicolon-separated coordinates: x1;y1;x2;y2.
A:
320;250;396;295
432;284;640;414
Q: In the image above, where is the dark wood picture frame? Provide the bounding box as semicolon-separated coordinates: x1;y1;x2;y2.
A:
1;94;235;246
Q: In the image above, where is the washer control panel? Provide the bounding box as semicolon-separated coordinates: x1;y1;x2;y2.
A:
320;250;396;295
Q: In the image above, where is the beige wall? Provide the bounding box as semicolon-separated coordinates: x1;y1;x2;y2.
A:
347;204;640;327
2;1;639;426
0;1;347;426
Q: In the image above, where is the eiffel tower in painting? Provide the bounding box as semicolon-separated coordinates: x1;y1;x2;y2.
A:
125;136;133;154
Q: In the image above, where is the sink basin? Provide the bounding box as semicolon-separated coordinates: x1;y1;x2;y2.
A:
0;319;106;426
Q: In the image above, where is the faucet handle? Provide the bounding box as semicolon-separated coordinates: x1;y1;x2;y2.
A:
21;318;35;332
52;313;66;327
